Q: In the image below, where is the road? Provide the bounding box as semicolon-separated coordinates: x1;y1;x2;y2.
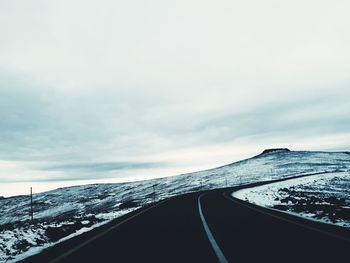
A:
23;181;350;263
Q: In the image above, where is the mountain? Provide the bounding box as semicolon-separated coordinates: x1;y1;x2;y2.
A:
1;149;350;262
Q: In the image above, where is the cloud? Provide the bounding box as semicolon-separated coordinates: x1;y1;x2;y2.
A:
0;0;349;190
42;161;165;173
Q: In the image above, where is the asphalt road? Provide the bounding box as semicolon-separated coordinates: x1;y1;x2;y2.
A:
23;182;350;263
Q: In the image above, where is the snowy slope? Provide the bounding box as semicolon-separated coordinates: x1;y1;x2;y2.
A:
1;149;350;262
233;171;350;227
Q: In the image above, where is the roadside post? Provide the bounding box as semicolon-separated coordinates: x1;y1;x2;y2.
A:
30;187;34;222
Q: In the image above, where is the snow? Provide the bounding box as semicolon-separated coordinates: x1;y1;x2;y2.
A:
1;150;350;262
233;173;342;206
95;209;136;220
0;227;48;262
233;171;350;227
3;209;135;263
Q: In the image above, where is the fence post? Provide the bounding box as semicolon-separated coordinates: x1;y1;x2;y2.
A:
30;187;34;222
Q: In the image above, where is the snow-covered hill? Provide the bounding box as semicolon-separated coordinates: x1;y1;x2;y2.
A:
1;149;350;262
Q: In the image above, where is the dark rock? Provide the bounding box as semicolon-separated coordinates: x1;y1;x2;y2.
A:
119;200;139;209
261;148;291;155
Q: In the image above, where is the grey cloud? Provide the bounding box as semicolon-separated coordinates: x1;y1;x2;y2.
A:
185;93;350;144
1;74;349;166
42;161;165;173
0;1;349;186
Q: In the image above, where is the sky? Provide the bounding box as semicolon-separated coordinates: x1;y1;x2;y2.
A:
1;0;350;196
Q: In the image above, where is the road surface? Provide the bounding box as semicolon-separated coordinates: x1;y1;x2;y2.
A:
23;181;350;263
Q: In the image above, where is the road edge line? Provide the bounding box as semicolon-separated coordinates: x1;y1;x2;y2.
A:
48;199;169;263
224;192;350;243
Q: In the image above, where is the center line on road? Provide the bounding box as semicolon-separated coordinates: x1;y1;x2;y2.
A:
198;194;229;263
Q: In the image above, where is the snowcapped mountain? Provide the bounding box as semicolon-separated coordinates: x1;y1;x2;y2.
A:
1;149;350;262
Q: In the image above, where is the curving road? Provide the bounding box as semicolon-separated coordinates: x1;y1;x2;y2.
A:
23;180;350;263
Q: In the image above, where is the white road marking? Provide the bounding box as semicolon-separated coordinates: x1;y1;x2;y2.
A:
48;199;169;263
198;194;229;263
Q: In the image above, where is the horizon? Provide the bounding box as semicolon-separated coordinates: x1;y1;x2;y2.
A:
1;147;348;197
2;147;258;197
1;1;350;197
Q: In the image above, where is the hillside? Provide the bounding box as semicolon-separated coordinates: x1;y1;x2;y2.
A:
1;149;350;262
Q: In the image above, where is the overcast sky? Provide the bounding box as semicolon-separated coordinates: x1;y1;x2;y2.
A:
1;0;350;196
